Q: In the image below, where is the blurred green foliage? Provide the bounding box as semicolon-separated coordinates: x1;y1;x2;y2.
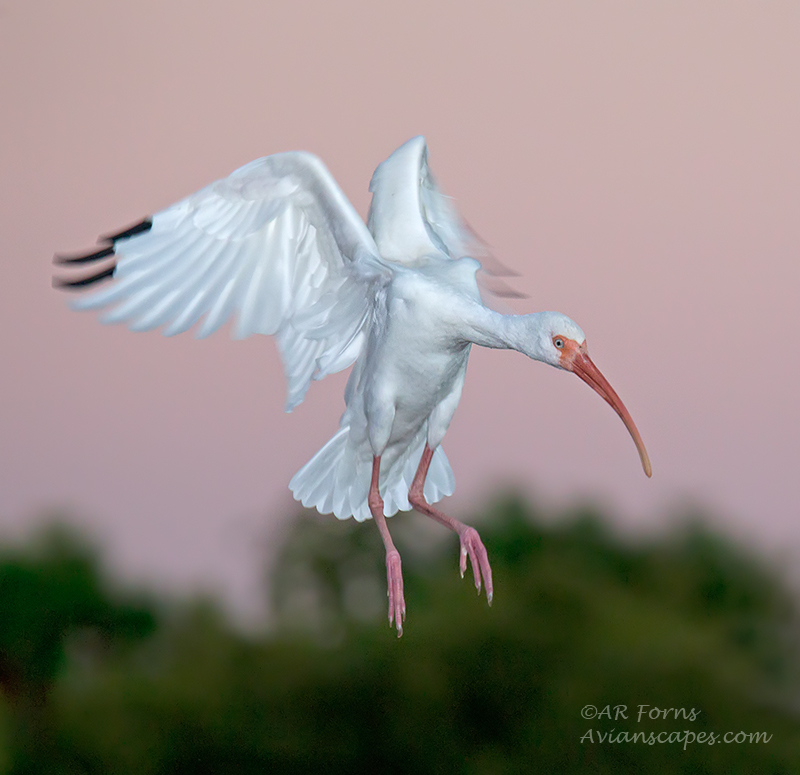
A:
1;497;800;774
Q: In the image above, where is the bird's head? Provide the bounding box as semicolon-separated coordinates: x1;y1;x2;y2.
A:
533;311;652;478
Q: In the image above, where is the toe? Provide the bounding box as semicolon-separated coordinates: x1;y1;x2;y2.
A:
459;527;493;604
385;550;406;636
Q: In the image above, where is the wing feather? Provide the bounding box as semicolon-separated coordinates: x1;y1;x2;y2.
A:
367;136;523;298
57;152;390;410
368;135;482;264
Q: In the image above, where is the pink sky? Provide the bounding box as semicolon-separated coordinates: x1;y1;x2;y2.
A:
1;1;798;616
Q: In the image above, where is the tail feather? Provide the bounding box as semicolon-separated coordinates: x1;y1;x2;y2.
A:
290;426;455;522
425;445;455;502
290;427;349;514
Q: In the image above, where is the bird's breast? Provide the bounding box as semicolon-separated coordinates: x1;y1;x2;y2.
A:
365;279;471;417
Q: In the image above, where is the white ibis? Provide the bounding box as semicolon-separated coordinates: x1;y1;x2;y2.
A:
55;137;651;636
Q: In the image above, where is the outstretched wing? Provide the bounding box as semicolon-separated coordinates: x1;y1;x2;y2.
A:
366;136;523;297
55;152;391;410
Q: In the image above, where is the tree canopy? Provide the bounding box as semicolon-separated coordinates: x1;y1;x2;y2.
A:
1;497;799;774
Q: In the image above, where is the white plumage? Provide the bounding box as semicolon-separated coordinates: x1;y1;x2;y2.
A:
57;136;650;635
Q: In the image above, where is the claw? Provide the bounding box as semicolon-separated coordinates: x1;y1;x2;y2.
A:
386;549;405;637
458;526;493;605
407;449;495;613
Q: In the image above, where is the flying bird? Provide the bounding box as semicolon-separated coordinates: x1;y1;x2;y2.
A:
55;137;651;636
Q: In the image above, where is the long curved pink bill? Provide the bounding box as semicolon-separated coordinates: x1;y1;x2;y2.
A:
572;351;652;478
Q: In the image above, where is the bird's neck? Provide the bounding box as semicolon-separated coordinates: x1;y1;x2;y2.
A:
462;305;545;361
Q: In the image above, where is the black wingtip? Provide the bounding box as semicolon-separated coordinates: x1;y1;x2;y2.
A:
54;217;149;290
100;218;153;243
53;245;115;265
53;264;116;290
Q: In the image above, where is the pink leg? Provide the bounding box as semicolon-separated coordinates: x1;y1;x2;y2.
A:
408;445;493;604
368;456;406;636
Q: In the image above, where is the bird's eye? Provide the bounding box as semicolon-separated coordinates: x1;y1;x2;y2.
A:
553;337;564;349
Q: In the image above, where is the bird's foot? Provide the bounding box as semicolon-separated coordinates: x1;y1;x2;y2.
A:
458;526;493;605
385;549;406;637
